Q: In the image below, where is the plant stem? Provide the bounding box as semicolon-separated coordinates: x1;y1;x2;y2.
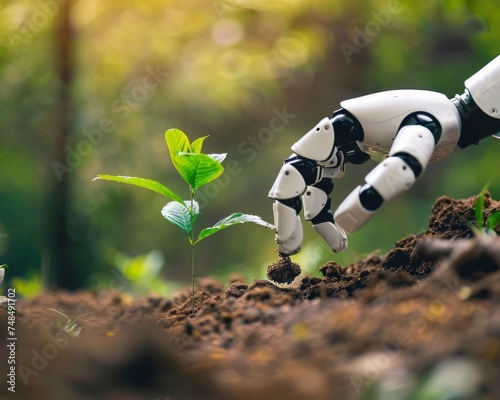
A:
191;240;195;316
190;187;196;316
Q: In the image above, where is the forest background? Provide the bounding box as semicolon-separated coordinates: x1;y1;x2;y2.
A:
0;0;498;295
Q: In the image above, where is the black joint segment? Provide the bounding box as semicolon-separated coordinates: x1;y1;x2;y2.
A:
392;152;423;178
453;91;500;148
331;108;370;165
311;208;334;225
285;156;319;185
331;109;364;145
312;178;334;194
399;112;442;144
359;184;383;211
277;197;302;214
338;143;370;165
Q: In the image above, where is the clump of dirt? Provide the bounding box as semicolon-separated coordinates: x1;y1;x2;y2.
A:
3;193;500;400
382;192;500;278
266;253;301;284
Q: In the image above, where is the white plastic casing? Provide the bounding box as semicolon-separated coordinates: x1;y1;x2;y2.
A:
389;124;435;167
273;201;303;254
268;160;307;200
312;222;348;252
365;157;416;202
334;187;375;233
465;55;500;119
341;90;461;162
291;117;335;161
302;186;328;220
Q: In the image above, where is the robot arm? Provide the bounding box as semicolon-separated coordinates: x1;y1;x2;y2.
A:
269;55;500;256
269;103;442;254
334;56;500;234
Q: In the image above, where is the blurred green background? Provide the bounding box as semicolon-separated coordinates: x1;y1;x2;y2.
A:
0;0;499;295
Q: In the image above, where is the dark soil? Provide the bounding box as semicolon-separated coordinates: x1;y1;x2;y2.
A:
1;193;500;400
266;254;302;284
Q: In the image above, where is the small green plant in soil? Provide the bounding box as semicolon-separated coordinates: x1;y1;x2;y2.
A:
46;308;94;337
94;129;274;313
472;185;500;236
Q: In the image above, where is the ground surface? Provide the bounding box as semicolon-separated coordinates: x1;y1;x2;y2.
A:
1;194;500;400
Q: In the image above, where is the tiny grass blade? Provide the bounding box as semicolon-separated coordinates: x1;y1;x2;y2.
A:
162;200;199;237
475;181;492;228
196;213;275;243
475;191;485;227
175;153;224;189
488;211;500;232
93;175;184;203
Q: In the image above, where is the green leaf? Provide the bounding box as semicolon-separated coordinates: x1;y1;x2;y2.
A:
93;175;184;204
488;211;500;231
175;153;224;189
165;128;191;157
165;129;192;176
196;213;275;243
474;181;491;228
161;200;199;237
190;135;210;153
475;191;485;227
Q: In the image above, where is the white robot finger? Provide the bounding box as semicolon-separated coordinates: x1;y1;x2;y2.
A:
313;222;348;252
272;200;303;255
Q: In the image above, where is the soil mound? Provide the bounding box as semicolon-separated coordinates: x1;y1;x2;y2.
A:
2;194;500;399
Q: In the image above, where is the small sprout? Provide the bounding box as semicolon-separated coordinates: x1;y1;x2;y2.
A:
471;184;500;236
46;308;94;337
95;128;274;314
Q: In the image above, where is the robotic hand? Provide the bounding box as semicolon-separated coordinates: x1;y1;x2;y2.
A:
269;55;500;256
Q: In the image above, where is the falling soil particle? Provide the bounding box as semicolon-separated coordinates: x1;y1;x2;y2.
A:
266;254;301;284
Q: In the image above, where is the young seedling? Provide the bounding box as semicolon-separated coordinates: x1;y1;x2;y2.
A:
46;308;94;337
94;129;274;314
471;184;500;236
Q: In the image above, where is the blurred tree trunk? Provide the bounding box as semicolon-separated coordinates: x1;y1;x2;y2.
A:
49;0;75;289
